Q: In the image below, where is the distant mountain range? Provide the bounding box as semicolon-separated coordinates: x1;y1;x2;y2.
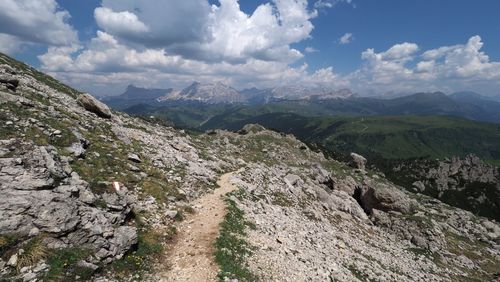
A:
101;84;173;109
101;82;357;109
108;83;500;125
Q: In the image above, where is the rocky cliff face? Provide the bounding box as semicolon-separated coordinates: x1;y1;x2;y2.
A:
0;53;499;281
392;154;500;221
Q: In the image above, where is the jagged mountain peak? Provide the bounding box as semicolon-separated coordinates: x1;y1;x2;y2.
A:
167;81;246;104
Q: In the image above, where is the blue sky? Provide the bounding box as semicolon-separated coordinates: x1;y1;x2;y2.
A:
1;0;500;97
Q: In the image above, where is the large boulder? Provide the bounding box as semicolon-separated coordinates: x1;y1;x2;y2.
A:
77;93;112;119
356;179;412;214
0;75;19;91
350;152;367;170
238;124;266;135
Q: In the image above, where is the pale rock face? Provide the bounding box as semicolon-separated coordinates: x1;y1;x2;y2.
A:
164;81;246;104
0;142;136;264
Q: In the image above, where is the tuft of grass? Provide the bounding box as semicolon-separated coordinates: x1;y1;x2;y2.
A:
215;196;256;281
271;191;293;207
16;236;49;271
44;248;92;281
0;234;19;257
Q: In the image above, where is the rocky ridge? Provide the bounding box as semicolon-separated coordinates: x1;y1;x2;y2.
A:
392;154;500;221
0;52;499;281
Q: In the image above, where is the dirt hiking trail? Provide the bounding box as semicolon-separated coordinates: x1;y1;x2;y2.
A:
160;170;241;282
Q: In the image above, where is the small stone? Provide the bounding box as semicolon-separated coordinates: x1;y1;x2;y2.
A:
127;153;142;163
5;121;13;125
29;227;40;237
52;130;62;135
32;262;48;273
7;254;18;267
410;235;428;248
76;260;99;271
128;164;141;172
23;272;37;282
20;266;29;273
165;210;178;219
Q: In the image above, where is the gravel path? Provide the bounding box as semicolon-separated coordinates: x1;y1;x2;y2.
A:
160;171;239;282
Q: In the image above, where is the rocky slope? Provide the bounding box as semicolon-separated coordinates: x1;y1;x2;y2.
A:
0;53;224;281
0;53;499;281
201;127;500;281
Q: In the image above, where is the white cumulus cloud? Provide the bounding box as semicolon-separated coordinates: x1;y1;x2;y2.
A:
351;36;500;95
94;7;149;39
89;0;317;63
0;0;78;51
25;0;499;97
39;0;346;95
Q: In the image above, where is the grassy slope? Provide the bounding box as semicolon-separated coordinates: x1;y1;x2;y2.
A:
125;101;339;129
0;53;80;99
202;112;500;162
